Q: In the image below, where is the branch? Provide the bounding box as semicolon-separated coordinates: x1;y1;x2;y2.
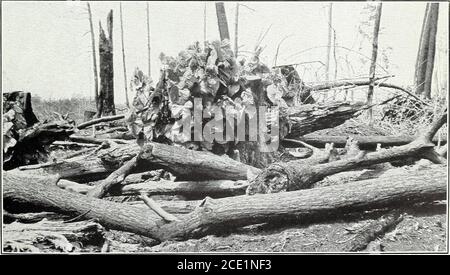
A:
139;194;180;222
87;156;139;198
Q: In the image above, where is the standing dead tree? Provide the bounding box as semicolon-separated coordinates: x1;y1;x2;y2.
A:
234;3;239;57
98;10;115;116
86;2;99;112
366;2;382;123
215;2;230;41
146;2;151;77
325;3;333;82
119;3;130;108
415;3;439;98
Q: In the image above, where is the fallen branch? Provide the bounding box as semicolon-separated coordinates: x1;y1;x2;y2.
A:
139;194;180;222
282;134;447;150
343;211;404;252
77;106;149;130
87;156;139;198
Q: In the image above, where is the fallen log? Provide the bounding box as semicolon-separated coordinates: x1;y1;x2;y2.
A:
343;211;404;252
3;211;66;223
11;141;258;182
248;112;447;194
282;134;447;150
3;165;446;241
3;219;105;252
285;102;367;139
57;178;248;198
69;135;131;145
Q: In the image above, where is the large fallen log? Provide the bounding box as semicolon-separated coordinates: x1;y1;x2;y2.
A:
343;211;404;252
284;102;366;139
248;112;447;194
3;219;104;252
58;178;248;198
11;141;260;182
282;134;446;150
3;165;446;242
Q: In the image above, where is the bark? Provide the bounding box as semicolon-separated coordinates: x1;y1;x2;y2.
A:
367;3;382;122
249;112;446;194
98;10;115;116
3;166;446;242
215;2;230;41
87;2;99;107
282;134;447;150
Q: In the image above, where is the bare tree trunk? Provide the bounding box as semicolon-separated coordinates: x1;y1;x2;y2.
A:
234;3;239;57
325;3;333;82
86;2;99;112
203;2;207;45
415;4;432;96
215;2;230;41
366;3;382;123
98;10;115;116
422;3;439;99
146;2;151;77
119;3;130;108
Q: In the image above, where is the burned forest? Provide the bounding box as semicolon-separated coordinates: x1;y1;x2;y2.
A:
2;1;449;254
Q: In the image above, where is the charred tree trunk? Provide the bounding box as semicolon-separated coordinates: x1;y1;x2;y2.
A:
234;3;239;57
98;10;115;117
215;2;230;41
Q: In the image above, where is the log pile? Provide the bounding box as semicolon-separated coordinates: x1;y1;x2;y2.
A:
2;41;447;252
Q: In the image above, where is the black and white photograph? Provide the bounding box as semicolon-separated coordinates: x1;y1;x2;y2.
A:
1;0;448;255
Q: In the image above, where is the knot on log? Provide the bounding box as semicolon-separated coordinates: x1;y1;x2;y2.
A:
246;163;291;195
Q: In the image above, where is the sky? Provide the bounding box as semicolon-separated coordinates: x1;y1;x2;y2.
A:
2;1;448;104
